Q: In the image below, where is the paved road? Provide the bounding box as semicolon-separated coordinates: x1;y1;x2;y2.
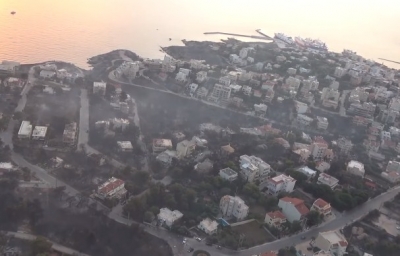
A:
78;89;125;168
6;231;90;256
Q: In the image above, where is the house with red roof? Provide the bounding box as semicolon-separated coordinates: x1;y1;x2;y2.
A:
311;198;332;217
278;197;309;223
97;177;126;199
259;251;277;256
264;211;287;229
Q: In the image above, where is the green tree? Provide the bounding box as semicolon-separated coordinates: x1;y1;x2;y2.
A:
144;211;155;223
306;211;322;226
290;220;302;233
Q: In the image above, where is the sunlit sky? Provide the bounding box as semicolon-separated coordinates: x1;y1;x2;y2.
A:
0;0;399;68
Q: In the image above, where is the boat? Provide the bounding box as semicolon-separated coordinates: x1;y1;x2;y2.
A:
274;33;294;45
169;38;171;41
11;11;16;15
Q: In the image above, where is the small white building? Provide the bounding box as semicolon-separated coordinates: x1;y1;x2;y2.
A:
32;126;48;140
196;71;207;83
188;83;198;95
40;70;56;79
18;121;33;139
317;116;329;130
347;160;365;178
93;82;106;95
176;139;196;158
111;118;130;130
158;208;183;227
317;173;339;189
254;103;268;116
198;218;218;235
117;141;133;152
297;166;317;178
219;76;231;86
264;210;287;229
219;167;238;181
175;72;188;83
287;68;297;75
153;139;173;153
156;150;177;165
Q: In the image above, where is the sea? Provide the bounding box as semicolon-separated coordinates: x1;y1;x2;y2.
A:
1;0;399;69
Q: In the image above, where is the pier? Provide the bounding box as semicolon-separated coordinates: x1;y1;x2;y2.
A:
255;29;273;40
204;32;272;41
379;58;400;65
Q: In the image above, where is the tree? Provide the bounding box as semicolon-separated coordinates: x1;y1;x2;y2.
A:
144;211;155;223
30;237;52;256
120;91;128;102
290;220;302;233
306;211;322;226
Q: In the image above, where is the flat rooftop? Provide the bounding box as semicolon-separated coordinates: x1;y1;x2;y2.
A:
32;126;48;137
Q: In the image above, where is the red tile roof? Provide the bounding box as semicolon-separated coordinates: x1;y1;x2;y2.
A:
98;178;124;195
339;240;348;247
280;197;310;216
266;211;286;220
260;251;277;256
313;198;330;208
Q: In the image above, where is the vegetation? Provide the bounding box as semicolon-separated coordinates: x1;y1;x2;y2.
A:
303;183;369;211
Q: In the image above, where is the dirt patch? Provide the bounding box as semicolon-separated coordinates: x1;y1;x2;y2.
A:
231;220;275;246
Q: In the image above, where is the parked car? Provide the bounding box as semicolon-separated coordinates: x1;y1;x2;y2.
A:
195;237;202;241
187;248;194;253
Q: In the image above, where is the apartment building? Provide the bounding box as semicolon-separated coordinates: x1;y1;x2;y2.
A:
219;195;249;220
239;155;271;183
265;174;296;195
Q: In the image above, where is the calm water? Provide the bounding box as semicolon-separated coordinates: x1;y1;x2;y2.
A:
1;0;400;69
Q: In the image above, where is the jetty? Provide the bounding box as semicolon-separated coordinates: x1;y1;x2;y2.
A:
255;29;273;40
204;32;272;41
379;58;400;65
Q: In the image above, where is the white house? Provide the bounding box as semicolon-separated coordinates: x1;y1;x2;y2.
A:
188;83;198;95
18;121;33;139
198;218;218;235
347;160;365;178
156;150;177;165
176;139;196;158
314;231;348;256
32;126;48;140
264;211;287;229
93;82;106;95
297;166;317;178
219;195;249;220
265;174;296;195
317;116;329;130
40;70;56;79
158;208;183;227
152;139;173;153
278;197;310;223
311;198;332;217
219;76;231;86
196;71;207;83
219;167;238;181
317;173;339;189
175;72;188;83
117;141;133;152
254;103;268;116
